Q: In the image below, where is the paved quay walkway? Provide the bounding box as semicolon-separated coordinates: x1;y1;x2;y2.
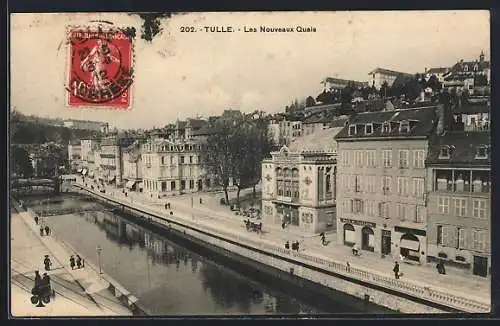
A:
10;201;133;317
75;180;491;312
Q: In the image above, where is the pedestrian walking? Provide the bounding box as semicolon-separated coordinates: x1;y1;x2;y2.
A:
40;226;44;237
69;255;76;270
281;221;286;230
43;255;52;271
393;262;400;279
436;260;446;275
41;273;51;296
76;255;82;269
34;270;42;292
346;261;350;272
199;197;203;204
320;232;326;246
44;225;50;236
34;216;39;225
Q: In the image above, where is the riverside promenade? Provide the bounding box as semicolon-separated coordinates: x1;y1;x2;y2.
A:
74;180;490;313
10;200;133;317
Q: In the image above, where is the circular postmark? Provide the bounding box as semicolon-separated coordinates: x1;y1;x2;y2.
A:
67;27;134;108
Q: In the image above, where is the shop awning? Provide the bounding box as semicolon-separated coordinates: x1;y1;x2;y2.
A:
88;171;94;178
82;169;88;175
125;180;136;189
400;239;420;251
77;168;83;173
108;175;116;182
137;182;143;189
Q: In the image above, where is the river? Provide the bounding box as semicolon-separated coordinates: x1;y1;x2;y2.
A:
17;192;391;315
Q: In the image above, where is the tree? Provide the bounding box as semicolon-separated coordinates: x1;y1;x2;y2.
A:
426;75;442;92
10;145;33;178
38;142;65;178
315;90;335;104
305;96;316;107
379;81;390;98
199;120;235;204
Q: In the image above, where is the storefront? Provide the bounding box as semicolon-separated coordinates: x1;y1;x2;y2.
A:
343;223;355;246
125;180;137;190
339;218;376;251
394;226;426;264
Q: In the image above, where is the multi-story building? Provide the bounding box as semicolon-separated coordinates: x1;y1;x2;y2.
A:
426;130;490;277
424;67;451;83
97;136;135;186
268;115;302;146
452;99;490;132
67;140;82;172
322;77;368;91
335;106;442;264
261;126;343;234
302;112;347;136
63;119;109;133
141;137;211;197
122;140;143;191
368;68;413;90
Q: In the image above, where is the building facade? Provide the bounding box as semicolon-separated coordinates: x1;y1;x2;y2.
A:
426;131;490;277
141;137;211;197
261;127;342;234
368;68;413;90
121;140;143;190
97;137;135;186
67;140;82;172
335;106;441;264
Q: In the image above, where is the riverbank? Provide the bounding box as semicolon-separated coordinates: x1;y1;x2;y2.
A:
10;198;136;317
73;183;490;314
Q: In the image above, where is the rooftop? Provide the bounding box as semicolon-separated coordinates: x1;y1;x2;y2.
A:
288;126;343;153
335;106;439;140
426;131;491;166
426;67;450;74
368;67;413;77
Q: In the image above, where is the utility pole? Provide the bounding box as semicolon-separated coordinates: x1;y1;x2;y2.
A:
96;245;103;274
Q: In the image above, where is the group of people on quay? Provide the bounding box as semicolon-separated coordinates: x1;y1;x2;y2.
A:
69;254;84;270
284;240;301;252
34;215;51;237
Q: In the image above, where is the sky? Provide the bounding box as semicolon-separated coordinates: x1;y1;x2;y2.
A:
10;11;490;129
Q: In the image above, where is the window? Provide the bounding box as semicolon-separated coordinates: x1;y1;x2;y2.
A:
366;150;376;167
439;146;450;159
438;197;450;214
472;229;487;251
348;124;357;135
382;176;392;194
397;177;409;196
415;205;425;223
397;203;406;221
189;156;193;164
379;202;390;219
352;199;363;214
473;199;487;219
180;156;185;164
437;225;443;245
399;120;410;133
458;228;466;249
475;146;488;159
355;151;363;167
413;149;425;168
399;150;409;168
366;175;376;193
161;156;165;165
412;178;425;198
189;180;194;189
365;123;373;135
382;122;391;133
454;198;467;217
382;150;392;168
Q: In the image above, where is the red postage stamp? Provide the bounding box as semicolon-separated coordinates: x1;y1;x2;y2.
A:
66;26;134;109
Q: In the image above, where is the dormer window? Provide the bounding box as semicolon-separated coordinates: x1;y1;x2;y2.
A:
464;65;469;72
365;123;373;135
474;64;479;72
399;120;410;133
475;145;488;159
348;124;357;136
382;121;391;133
439;146;451;159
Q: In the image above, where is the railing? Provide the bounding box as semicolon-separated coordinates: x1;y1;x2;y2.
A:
76;184;491;313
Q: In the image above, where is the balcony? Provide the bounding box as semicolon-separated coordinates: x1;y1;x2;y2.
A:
434;169;490;194
464;122;490;132
275;196;300;204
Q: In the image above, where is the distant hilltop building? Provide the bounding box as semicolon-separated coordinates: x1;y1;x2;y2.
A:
62;119;109;133
322;77;369;91
368;68;413;90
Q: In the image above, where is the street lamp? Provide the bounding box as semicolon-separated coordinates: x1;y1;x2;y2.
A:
96;245;103;274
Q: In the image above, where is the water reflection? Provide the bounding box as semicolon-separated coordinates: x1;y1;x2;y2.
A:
18;194;385;315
